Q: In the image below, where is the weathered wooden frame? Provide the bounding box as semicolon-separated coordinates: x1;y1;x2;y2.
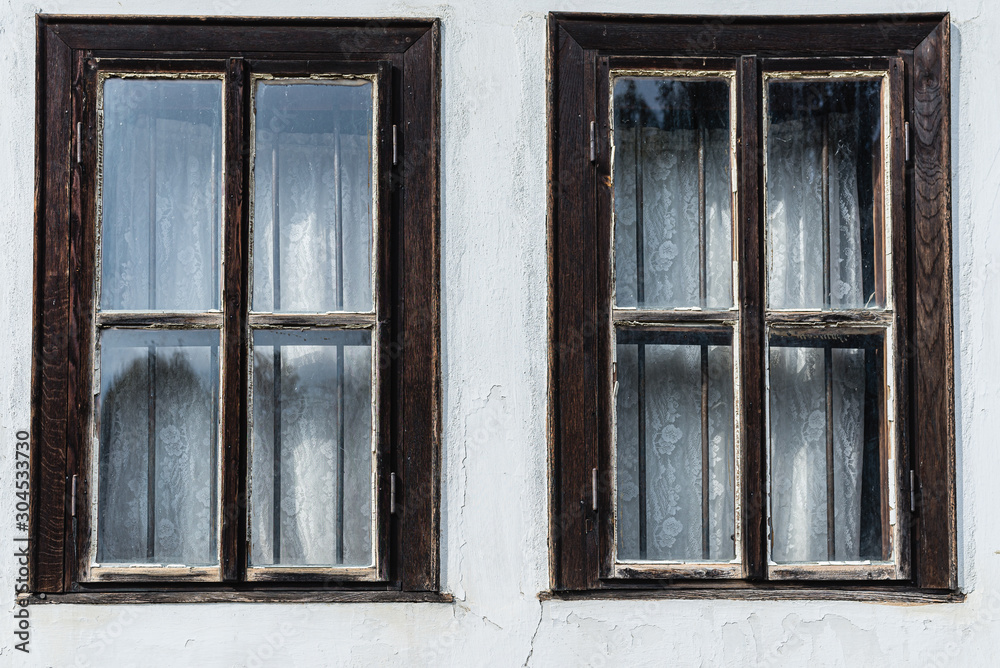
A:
606;67;744;580
548;12;955;596
32;15;441;599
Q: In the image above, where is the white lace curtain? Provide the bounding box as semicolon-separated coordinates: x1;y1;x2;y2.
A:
614;114;871;563
615;126;736;561
766;112;870;562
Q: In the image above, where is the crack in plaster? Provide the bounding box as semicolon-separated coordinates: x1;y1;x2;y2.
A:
454;600;504;632
521;600;543;667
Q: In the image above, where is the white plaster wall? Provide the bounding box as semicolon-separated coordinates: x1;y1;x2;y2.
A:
0;0;997;665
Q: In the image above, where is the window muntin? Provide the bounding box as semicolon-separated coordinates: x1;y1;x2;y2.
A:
609;69;742;577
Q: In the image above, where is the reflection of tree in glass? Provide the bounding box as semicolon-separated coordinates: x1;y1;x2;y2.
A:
99;350;215;565
616;79;654;129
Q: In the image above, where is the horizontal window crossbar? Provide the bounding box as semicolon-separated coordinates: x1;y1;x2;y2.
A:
96;312;223;328
248;312;377;329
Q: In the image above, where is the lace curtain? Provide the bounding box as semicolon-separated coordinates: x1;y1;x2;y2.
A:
766;111;872;562
614;112;874;563
99;331;218;565
614;126;736;561
97;79;375;567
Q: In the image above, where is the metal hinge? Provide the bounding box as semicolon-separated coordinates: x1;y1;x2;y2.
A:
76;122;82;165
392;124;399;166
910;469;916;512
591;468;598;511
71;474;78;517
904;121;911;162
390;472;397;514
589;120;597;163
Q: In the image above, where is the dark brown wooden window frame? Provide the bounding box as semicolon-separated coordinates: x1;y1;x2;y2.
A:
31;15;442;602
547;13;957;598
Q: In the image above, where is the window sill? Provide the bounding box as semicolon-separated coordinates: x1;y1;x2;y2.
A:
539;586;963;605
23;590;454;605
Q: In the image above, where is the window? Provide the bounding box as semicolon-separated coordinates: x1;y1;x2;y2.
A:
32;17;441;598
547;13;955;594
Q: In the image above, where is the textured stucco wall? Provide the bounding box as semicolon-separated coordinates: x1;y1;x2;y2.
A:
0;0;997;666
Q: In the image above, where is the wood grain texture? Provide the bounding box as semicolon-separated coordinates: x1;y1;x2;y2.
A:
554;14;946;56
68;51;97;589
547;13;954;595
35;17;442;596
763;310;894;327
397;21;441;592
889;56;912;580
220;56;247;583
548;22;596;591
46;18;431;55
32;23;73;593
737;54;765;581
29;590;454;604
96;312;225;327
540;586;961;603
246;313;376;329
373;59;394;584
612;308;738;325
910;19;956;591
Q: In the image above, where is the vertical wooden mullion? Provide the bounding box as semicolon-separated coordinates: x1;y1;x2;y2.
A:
737;55;766;580
636;343;647;560
220;56;247;582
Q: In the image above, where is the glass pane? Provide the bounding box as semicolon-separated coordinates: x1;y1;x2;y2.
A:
766;77;884;310
252;79;374;314
100;77;223;311
250;329;373;567
768;333;887;563
97;329;219;566
613;76;733;310
616;329;735;561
